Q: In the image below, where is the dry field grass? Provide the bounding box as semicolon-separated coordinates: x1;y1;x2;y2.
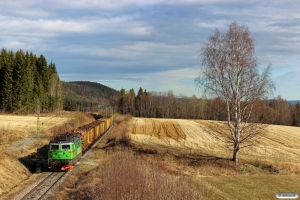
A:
2;114;300;199
49;116;300;199
128;117;300;199
0;112;94;199
50;115;209;200
129;118;300;170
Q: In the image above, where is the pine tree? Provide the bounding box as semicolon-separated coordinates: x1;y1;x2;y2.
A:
1;50;14;112
12;50;27;111
36;54;48;111
0;48;6;109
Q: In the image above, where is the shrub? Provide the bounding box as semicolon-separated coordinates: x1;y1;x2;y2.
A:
66;150;208;200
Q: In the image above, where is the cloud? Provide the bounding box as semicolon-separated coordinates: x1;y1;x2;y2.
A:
0;0;299;100
0;16;88;39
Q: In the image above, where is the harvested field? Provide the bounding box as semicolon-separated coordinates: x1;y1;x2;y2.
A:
129;118;228;157
127;117;300;198
130;118;186;140
129;118;300;169
3;114;300;199
48;116;300;200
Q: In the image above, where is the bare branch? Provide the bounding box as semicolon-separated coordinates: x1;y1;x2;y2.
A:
195;22;275;164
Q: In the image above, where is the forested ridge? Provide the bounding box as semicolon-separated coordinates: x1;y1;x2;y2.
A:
63;81;118;111
0;48;62;113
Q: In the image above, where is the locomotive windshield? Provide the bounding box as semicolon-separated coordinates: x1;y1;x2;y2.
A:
50;144;59;150
62;145;70;150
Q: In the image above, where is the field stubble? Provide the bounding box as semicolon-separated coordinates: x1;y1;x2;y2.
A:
43;115;300;200
129;118;300;172
128;117;300;199
2;114;300;199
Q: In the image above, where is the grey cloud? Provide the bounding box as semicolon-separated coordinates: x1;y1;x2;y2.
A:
0;0;299;99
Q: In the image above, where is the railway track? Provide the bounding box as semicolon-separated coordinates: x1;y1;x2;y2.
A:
20;171;68;200
15;124;115;200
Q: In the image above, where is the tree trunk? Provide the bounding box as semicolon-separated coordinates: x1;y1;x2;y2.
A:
232;142;239;165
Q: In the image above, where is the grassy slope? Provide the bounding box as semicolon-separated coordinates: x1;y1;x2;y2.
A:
130;118;300;199
201;175;300;200
188;121;300;199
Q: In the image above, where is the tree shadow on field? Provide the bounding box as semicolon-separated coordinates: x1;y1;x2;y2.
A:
171;152;240;176
18;144;48;173
176;153;232;167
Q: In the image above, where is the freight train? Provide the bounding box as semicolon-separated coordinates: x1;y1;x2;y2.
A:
48;115;113;171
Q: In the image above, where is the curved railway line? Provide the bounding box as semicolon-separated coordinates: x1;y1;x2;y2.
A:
13;121;114;200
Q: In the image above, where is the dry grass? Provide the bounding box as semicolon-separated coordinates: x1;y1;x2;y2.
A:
130;118;186;140
124;117;300;199
3;114;300;199
0;112;95;198
104;114;133;147
129;118;300;172
201;175;300;200
0;153;31;198
50;114;210;199
50;149;210;200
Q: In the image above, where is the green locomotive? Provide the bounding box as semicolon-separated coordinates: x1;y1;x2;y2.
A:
48;116;114;171
48;132;82;171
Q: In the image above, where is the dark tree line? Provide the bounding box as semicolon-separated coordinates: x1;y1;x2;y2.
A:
0;48;63;113
116;88;300;127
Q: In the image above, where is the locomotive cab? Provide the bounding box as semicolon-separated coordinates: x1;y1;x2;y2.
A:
48;132;82;171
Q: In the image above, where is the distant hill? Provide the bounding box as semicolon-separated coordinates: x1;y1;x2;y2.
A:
62;81;118;111
269;99;300;105
288;100;300;105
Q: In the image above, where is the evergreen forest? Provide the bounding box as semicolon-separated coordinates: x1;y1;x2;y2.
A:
0;48;63;113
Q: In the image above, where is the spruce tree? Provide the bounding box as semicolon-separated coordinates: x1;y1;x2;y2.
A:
1;50;14;112
12;50;27;111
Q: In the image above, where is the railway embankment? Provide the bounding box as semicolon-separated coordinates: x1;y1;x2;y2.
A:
0;112;94;200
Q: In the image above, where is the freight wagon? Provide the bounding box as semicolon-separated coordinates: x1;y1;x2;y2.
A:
48;115;113;171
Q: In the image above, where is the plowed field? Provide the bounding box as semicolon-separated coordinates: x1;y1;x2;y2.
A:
129;118;300;165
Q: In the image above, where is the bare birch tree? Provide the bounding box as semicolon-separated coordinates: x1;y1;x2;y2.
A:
195;22;275;164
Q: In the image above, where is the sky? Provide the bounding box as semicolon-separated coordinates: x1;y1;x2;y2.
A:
0;0;299;100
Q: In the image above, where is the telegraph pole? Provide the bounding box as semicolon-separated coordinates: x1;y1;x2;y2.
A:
36;98;42;173
36;98;41;150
